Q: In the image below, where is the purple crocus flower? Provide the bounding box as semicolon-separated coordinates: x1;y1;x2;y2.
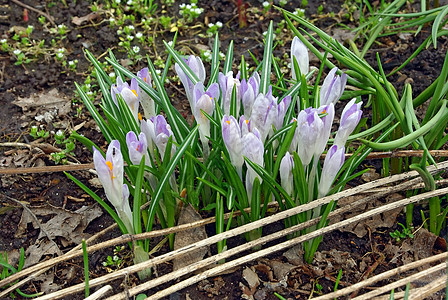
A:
193;82;219;156
175;55;206;108
314;103;335;158
241;72;260;118
111;77;140;121
242;130;264;199
120;184;134;233
145;115;175;160
250;91;277;142
334;99;363;148
296;107;323;166
291;36;309;81
280;152;294;196
93;140;133;233
219;71;241;115
318;145;345;198
319;67;347;106
222;115;243;176
137;67;155;118
274;95;292;130
126;131;148;165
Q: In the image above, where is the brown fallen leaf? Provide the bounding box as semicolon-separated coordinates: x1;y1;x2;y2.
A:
16;204;103;249
72;12;100;26
172;204;208;271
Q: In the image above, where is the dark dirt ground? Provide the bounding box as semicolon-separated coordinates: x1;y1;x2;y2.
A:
1;0;448;299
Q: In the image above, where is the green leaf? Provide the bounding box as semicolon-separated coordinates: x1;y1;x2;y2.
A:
259;21;274;94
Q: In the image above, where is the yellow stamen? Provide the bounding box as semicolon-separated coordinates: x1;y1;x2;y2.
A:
226;120;230;125
106;161;115;180
137;145;140;151
322;109;326;114
132;89;138;97
138;112;142;121
245;120;249;124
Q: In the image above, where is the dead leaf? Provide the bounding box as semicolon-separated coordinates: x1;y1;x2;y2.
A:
243;267;260;290
24;239;60;267
72;12;100;26
267;260;296;281
13;89;71;122
283;245;304;266
16;204;103;249
172;204;208;271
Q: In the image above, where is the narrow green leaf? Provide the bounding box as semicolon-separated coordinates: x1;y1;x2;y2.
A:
259;21;274;94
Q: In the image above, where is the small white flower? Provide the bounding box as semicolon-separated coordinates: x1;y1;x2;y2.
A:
186;4;191;9
87;91;93;96
194;8;202;14
109;17;115;22
56;53;64;59
127;35;134;41
117;30;122;35
208;23;214;28
85;83;91;89
115;0;121;3
127;0;133;5
262;1;270;7
55;130;64;137
31;125;37;130
136;32;143;38
68;60;75;66
191;3;197;7
179;3;185;9
127;25;134;30
168;41;173;47
0;39;6;44
113;255;119;261
216;21;223;27
13;49;21;55
27;25;34;30
57;48;65;53
109;72;116;78
219;52;225;59
58;24;65;28
133;46;140;53
102;262;108;266
155;69;161;75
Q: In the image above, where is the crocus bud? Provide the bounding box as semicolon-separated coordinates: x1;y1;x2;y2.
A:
280;152;294;196
291;36;309;80
137;67;155;118
318;145;345;198
219;71;241;115
242;130;264;198
126;131;148;165
111;77;140;121
120;184;134;234
140;118;156;160
239;115;252;137
250;92;276;142
334;99;363;148
241;72;260;118
274;95;291;130
147;115;175;160
319;67;347;106
314;103;335;158
297;108;323;166
193;82;219;157
175;55;206;107
222;115;243;176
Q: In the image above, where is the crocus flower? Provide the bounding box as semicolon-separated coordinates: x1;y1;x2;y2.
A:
280;152;294;196
241;72;260;118
296;107;323;166
319;67;347;106
242;129;264;199
239;115;253;137
111;77;140;121
334;99;363;148
93;140;133;233
222;115;244;177
314;103;335;158
219;71;241;115
250;91;276;142
175;55;206;107
146;115;175;160
137;67;155;118
126;131;148;165
291;36;309;81
140;118;156;160
193;82;219;157
274;95;291;130
318;145;345;198
120;184;134;234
